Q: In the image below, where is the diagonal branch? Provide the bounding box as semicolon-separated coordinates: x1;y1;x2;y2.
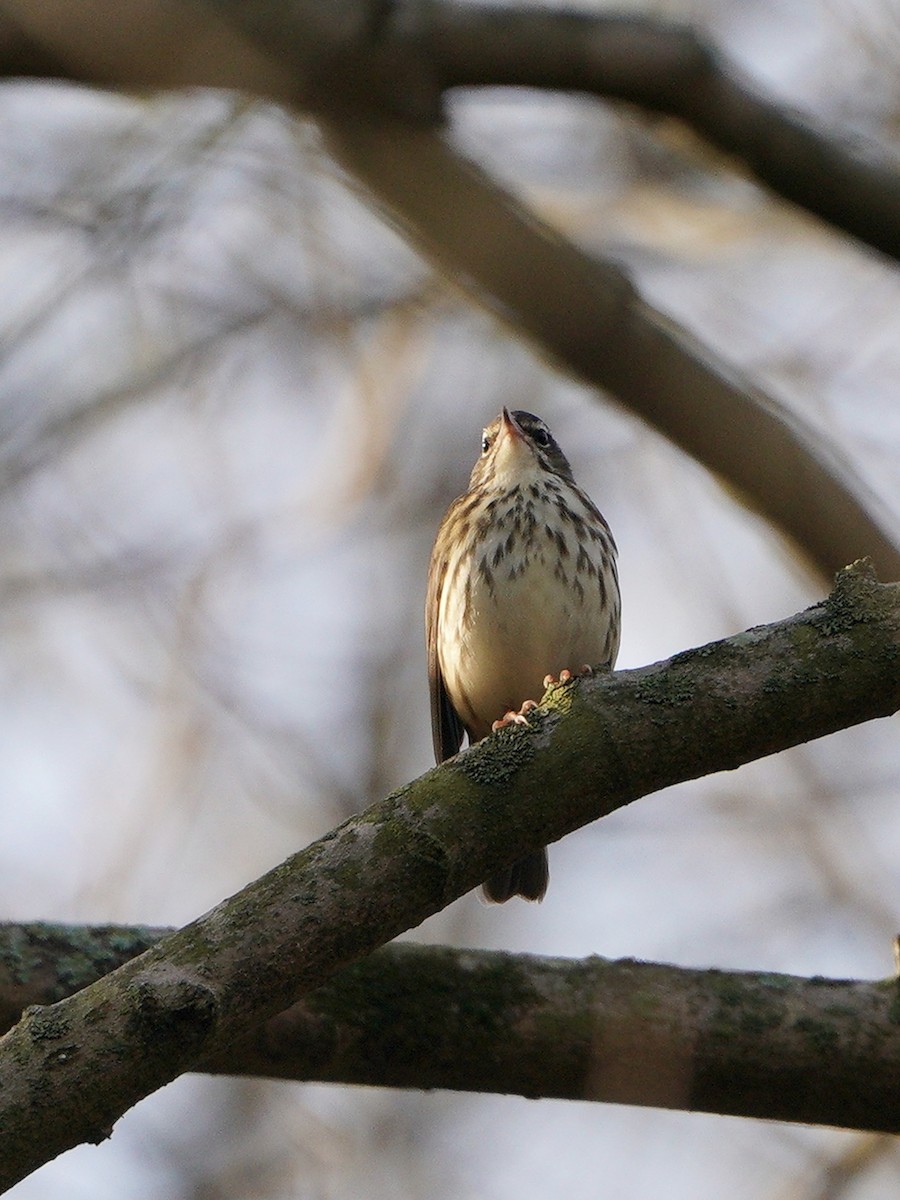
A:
0;561;898;1187
3;923;900;1133
323;115;900;582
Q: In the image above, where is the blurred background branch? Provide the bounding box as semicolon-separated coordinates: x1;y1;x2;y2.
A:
0;0;898;577
4;923;900;1133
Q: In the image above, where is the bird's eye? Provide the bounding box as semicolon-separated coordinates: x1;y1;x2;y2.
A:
481;434;492;453
532;428;551;448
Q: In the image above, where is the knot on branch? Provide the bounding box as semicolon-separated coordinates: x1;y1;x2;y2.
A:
818;557;882;635
126;965;218;1057
833;556;879;595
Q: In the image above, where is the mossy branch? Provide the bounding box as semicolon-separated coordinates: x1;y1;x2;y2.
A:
0;562;897;1187
3;922;900;1134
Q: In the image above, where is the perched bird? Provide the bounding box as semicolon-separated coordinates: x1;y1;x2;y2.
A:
426;408;620;902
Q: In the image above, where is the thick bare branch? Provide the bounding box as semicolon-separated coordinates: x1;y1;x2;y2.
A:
3;923;900;1133
0;562;898;1187
323;117;900;581
418;6;900;264
0;0;296;96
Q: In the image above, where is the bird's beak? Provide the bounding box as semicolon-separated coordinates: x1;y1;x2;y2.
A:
500;408;525;443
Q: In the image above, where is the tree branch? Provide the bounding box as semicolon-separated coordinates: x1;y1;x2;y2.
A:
322;115;900;582
3;922;900;1133
418;6;900;265
0;562;898;1187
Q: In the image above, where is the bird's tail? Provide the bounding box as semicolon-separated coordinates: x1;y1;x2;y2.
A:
481;848;549;903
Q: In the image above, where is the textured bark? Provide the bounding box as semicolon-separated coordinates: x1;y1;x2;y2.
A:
3;924;900;1133
0;563;897;1187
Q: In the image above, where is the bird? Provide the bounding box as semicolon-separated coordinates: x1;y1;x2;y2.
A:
426;408;620;902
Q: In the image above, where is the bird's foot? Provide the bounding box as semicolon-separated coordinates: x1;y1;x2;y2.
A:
491;667;594;734
491;699;539;732
542;665;593;689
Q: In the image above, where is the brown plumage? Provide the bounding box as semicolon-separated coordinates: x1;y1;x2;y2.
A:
426;409;620;902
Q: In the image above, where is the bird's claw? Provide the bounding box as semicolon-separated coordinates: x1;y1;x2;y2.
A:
491;667;595;733
492;699;538;732
542;669;571;688
542;665;593;689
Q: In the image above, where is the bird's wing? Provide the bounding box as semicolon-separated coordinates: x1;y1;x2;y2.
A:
425;531;466;763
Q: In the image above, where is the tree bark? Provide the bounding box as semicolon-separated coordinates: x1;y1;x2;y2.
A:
4;923;900;1134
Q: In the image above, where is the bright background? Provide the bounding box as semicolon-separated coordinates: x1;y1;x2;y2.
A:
2;0;899;1196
